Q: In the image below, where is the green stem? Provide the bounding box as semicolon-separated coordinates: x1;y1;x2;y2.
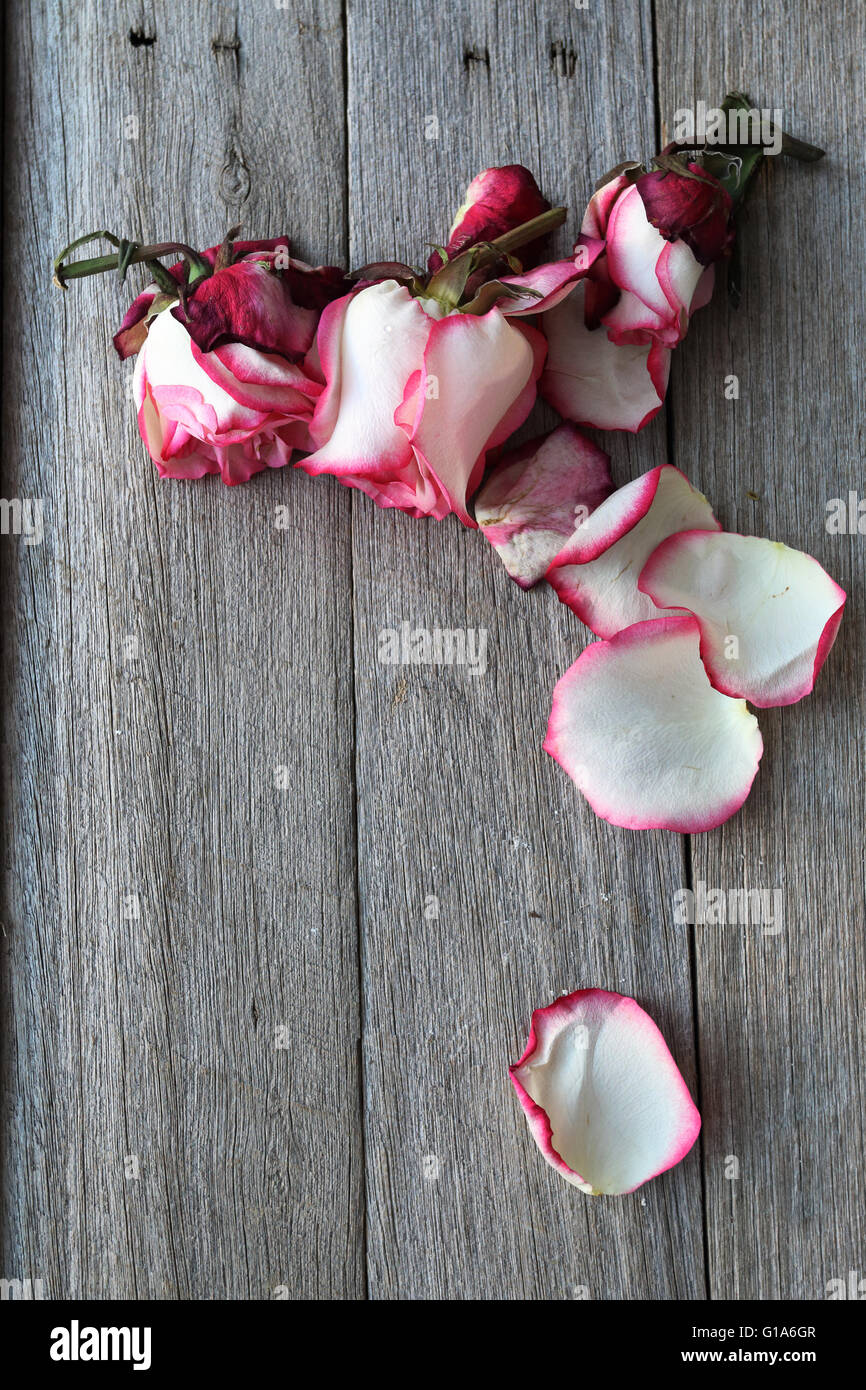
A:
486;205;567;257
53;233;211;290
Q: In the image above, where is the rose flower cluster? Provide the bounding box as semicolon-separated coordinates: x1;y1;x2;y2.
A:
54;105;839;1196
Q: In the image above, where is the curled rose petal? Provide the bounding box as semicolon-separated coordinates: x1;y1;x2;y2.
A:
496;242;605;318
547;465;720;637
541;282;671;431
428;165;550;272
395;308;538;525
604;183;686;339
301;282;433;498
301;281;537;522
475;423;613;588
639;530;847;707
544;615;763;832
178;253;349;360
510;988;701;1195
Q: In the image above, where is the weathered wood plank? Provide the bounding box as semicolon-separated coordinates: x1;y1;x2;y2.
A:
348;0;705;1299
655;0;866;1298
1;0;362;1299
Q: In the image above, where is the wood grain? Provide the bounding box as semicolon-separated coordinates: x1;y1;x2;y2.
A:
1;0;363;1299
1;0;862;1303
348;0;704;1300
654;0;866;1299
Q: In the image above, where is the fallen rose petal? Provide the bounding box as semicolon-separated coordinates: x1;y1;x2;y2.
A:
541;282;671;431
475;423;613;588
543;615;763;832
510;988;701;1195
639;530;847;707
547;465;720;637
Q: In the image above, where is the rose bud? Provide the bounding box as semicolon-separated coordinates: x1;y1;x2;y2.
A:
113;237;350;485
427;164;551;273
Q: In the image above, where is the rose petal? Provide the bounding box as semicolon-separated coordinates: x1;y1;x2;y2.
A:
605;183;675;320
510;988;701;1195
176;258;318;360
300;280;432;485
475;423;613;588
497;244;604;317
397;308;536;526
547;465;720;637
540;282;670;431
635;164;734;266
598;182;707;347
193;340;322;415
580;173;630;240
544;615;763;832
140;309;272;434
114;287;161;359
639;530;847;707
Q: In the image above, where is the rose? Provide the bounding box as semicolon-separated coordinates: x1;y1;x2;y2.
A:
298;278;545;522
298;167;600;522
541;162;732;431
114;238;349;485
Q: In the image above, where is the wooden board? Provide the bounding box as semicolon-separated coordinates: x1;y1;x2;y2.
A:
654;0;866;1300
0;0;861;1301
347;0;703;1301
1;0;363;1300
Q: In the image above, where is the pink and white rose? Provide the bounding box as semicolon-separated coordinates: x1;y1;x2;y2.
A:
298;279;545;523
541;163;732;431
114;238;349;485
298;166;601;522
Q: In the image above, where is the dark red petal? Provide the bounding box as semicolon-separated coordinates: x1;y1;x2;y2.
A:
635;163;734;266
113;287;160;358
175;259;350;360
428;165;551;272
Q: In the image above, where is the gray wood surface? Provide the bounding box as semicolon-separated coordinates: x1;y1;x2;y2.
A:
655;0;866;1300
1;0;862;1300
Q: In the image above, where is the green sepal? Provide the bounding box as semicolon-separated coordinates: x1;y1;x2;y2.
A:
460;280;543;316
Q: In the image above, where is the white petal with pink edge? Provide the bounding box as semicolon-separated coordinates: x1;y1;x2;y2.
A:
541;282;670;432
510;988;701;1195
547;465;720;637
475;423;612;588
639;530;847;707
605;182;674;317
139;308;268;434
544;616;763;832
497;250;602;317
302;280;433;479
399;308;536;526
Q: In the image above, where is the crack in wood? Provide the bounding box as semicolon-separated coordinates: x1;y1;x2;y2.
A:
463;45;490;71
128;26;156;48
